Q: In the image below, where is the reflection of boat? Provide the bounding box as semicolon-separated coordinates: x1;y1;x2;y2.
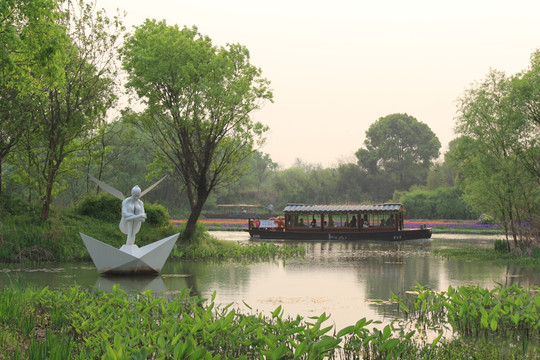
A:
246;203;431;241
204;204;277;219
80;233;179;275
95;275;167;294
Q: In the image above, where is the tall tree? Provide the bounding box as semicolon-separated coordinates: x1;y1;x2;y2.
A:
22;0;124;220
0;0;66;194
121;20;273;241
509;50;540;184
355;113;441;196
453;69;539;248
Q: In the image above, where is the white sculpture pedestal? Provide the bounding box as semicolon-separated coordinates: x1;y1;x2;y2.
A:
119;244;143;256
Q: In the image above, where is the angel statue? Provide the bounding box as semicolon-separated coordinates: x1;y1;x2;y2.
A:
88;175;166;245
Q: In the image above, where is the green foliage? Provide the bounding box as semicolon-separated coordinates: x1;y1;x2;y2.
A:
144;202;170;227
355;113;441;195
77;192;170;227
494;239;508;252
5;0;126;221
77;193;120;222
1;284;539;359
398;186;477;220
433;247;540;269
393;283;540;356
121;19;273;240
0;192;37;216
171;222;304;260
453;62;540;244
478;214;496;224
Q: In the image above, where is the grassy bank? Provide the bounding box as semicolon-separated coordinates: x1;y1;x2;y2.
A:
1;283;538;359
0;206;304;264
433;246;540;269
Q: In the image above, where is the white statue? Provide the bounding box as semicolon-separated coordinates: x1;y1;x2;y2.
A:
88;175;165;245
120;185;146;245
81;174;179;275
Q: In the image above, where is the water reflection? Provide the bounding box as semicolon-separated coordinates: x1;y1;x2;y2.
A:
1;233;539;330
94;275;167;294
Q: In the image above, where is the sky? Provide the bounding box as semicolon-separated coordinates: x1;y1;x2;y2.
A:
99;0;540;168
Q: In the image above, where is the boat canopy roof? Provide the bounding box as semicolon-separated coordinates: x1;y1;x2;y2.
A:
283;203;403;214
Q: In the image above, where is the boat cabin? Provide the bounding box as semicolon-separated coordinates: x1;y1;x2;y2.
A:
248;203;405;232
247;203;430;241
282;203;404;232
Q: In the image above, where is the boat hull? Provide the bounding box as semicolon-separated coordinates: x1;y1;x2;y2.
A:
246;228;431;241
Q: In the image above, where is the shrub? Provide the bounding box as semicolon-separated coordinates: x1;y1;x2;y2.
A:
77;193;170;227
494;239;508;252
478;214;496;224
0;193;37;216
144;203;170;227
77;193;120;222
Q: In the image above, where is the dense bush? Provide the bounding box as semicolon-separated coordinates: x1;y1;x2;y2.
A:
0;193;37;216
398;187;477;219
144;202;170;227
76;193;170;226
77;193;120;222
494;239;508;252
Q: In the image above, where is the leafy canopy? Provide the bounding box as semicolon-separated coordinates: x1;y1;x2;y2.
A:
121;19;273;240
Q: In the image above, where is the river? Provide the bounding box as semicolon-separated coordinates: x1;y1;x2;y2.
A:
1;232;538;330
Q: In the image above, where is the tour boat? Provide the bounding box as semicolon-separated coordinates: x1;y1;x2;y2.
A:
246;203;431;241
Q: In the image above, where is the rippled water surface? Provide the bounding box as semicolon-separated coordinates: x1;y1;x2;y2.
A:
1;232;537;329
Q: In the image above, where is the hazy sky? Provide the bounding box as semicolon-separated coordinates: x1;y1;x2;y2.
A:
100;0;540;168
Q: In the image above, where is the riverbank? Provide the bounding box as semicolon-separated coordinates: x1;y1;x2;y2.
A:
0;209;304;263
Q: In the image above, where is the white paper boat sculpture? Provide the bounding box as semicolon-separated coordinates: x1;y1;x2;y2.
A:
80;232;179;275
81;175;179;275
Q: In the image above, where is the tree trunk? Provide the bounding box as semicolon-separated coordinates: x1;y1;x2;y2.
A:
183;191;209;242
41;185;52;221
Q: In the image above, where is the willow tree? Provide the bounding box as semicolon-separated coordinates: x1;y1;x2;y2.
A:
121;20;273;241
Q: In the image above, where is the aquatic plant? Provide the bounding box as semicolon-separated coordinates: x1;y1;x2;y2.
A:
392;283;540;356
1;284;539;359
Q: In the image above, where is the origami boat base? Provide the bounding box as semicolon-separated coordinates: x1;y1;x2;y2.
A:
80;232;179;275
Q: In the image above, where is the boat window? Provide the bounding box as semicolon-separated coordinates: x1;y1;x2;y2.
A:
363;213;395;227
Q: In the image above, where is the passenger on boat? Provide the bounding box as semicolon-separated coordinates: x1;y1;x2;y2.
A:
311;218;317;228
298;218;306;227
349;216;357;228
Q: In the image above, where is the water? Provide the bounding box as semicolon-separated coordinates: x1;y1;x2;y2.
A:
1;232;538;330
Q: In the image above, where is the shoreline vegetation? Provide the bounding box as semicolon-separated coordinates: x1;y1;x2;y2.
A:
1;207;539;358
0;282;538;359
1;205;537;266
